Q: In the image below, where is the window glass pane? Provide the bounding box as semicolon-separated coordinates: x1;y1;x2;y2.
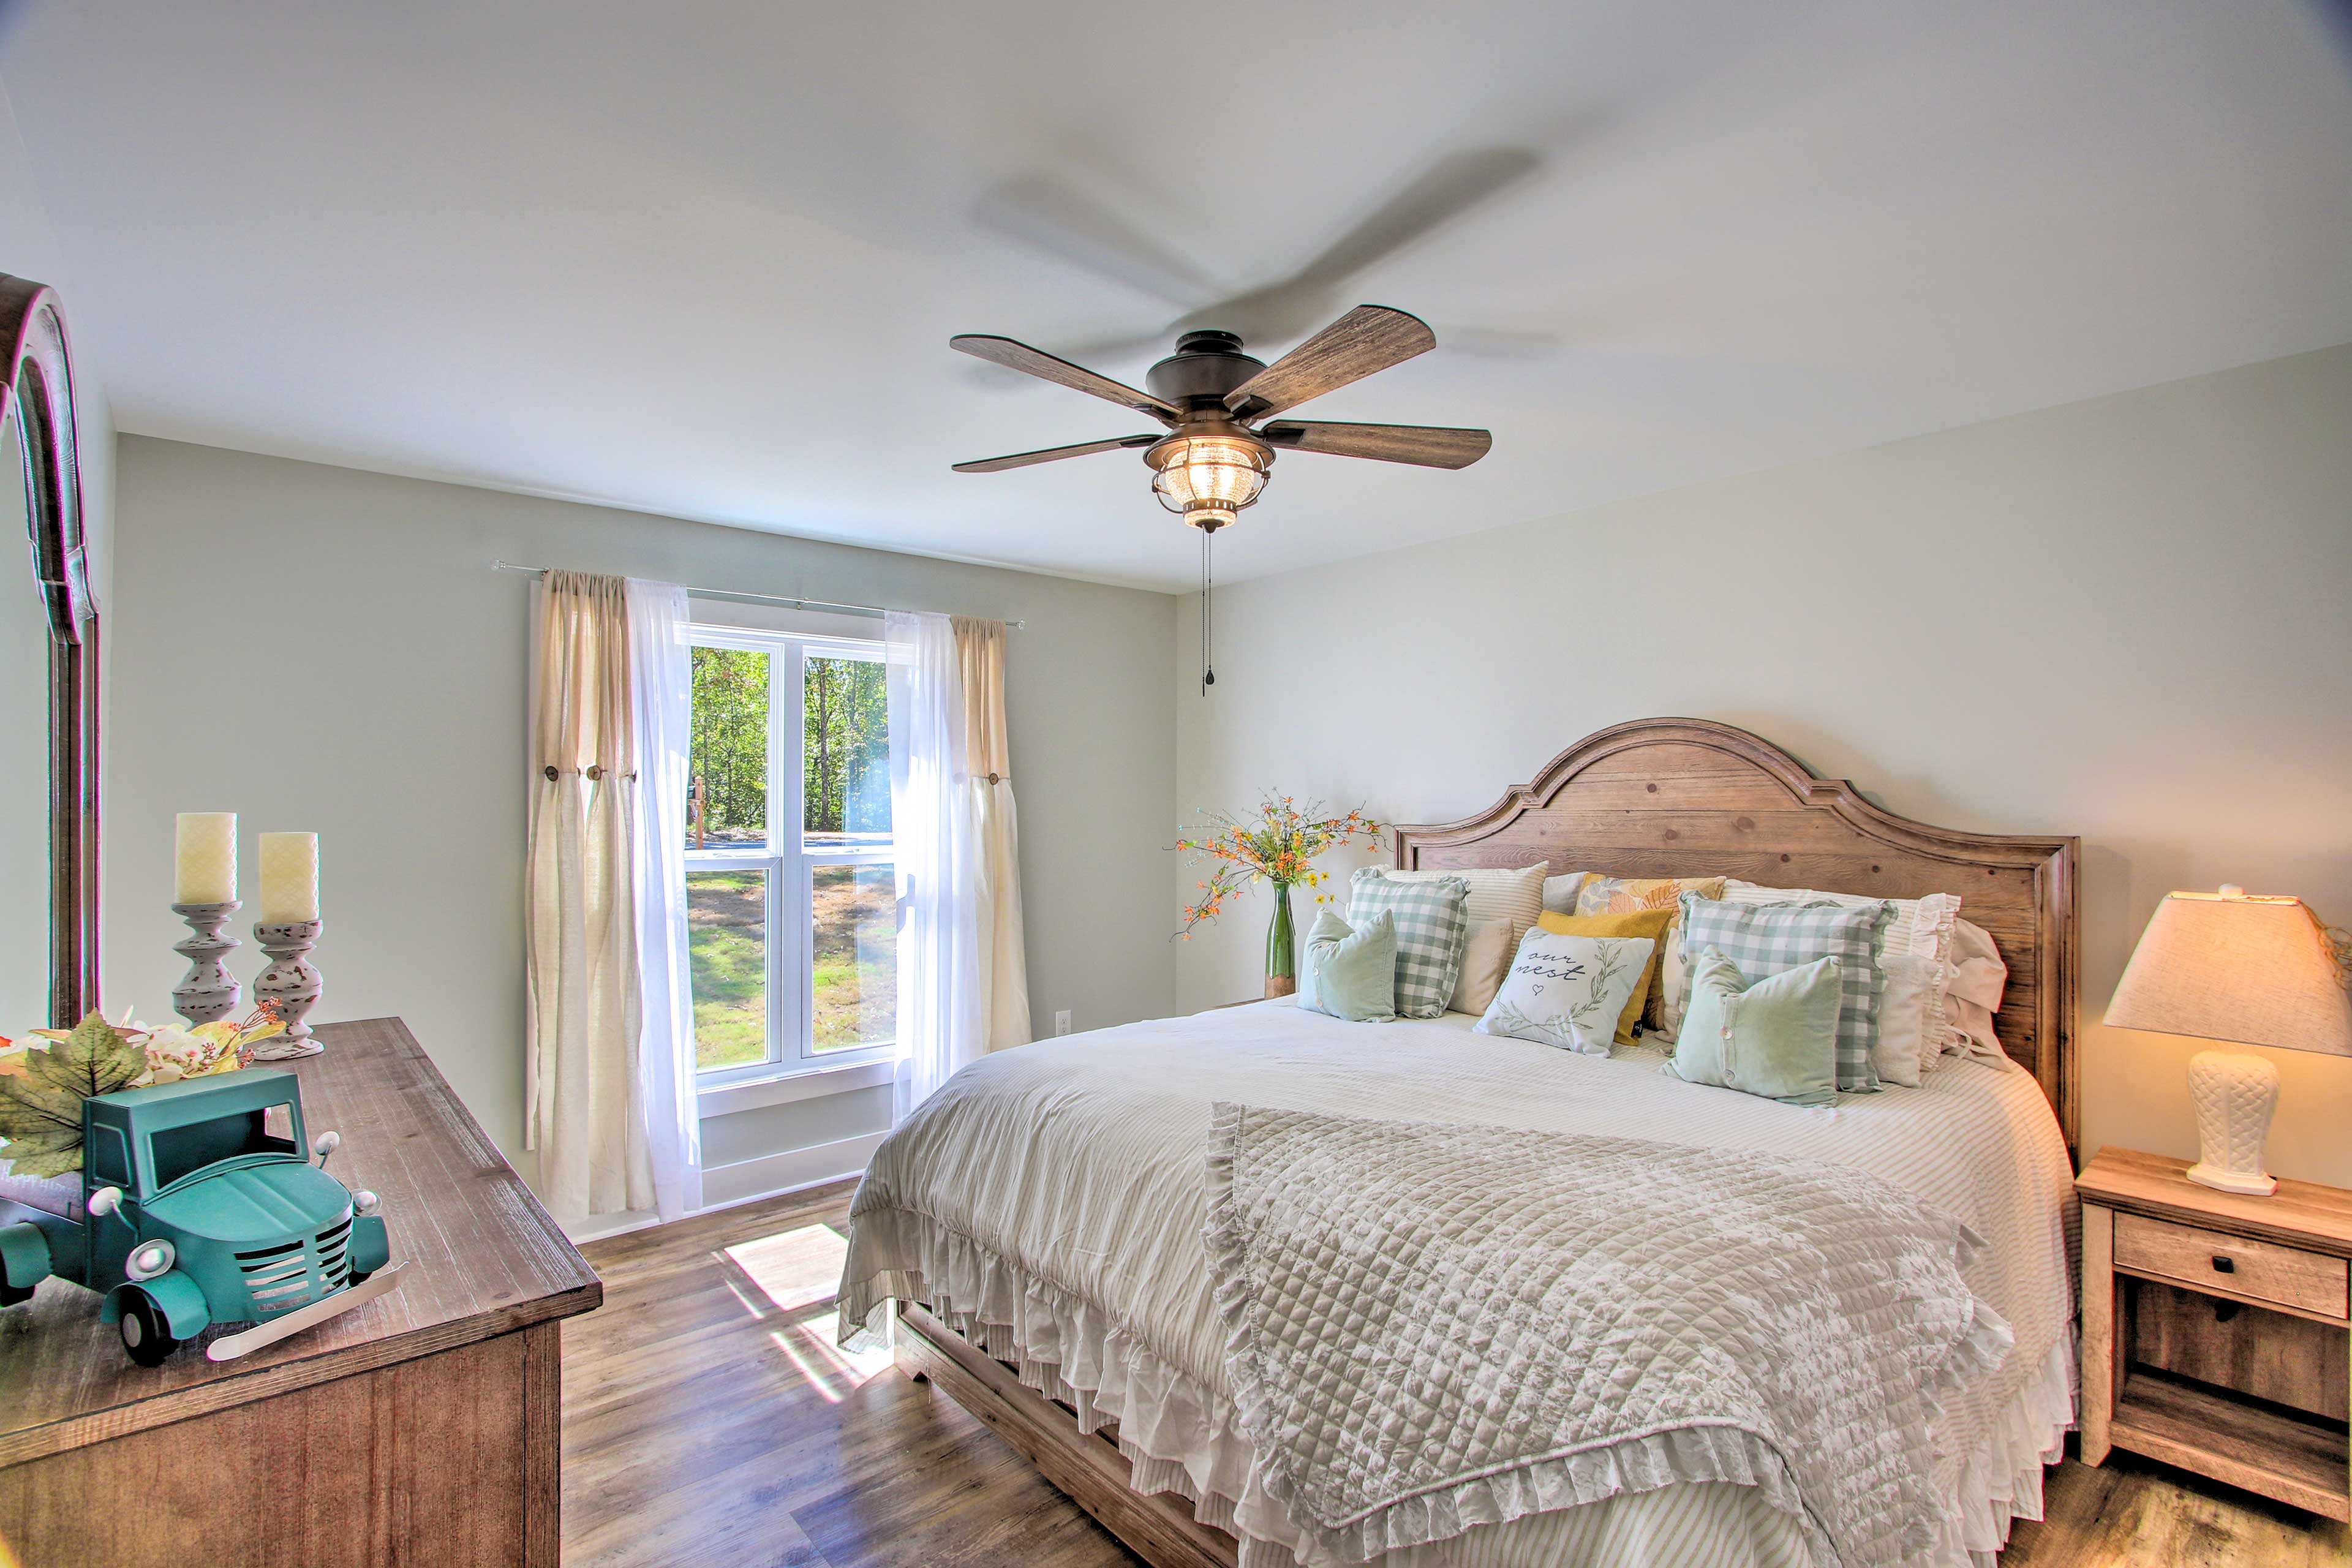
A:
804;655;889;852
811;861;895;1052
689;646;770;851
689;868;769;1069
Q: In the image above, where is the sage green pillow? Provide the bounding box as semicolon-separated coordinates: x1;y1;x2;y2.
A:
1298;908;1398;1023
1667;947;1841;1107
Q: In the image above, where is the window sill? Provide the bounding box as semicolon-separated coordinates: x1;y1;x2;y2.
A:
696;1056;897;1120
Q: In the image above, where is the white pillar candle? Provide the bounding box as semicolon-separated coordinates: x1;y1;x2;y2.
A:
258;832;320;924
174;812;237;904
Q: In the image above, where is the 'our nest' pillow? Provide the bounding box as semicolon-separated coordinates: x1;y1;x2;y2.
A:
1534;907;1674;1047
1474;926;1656;1056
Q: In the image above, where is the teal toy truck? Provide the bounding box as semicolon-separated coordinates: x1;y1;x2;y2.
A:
0;1069;402;1364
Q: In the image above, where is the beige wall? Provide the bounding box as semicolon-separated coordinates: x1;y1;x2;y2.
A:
2;75;114;1030
105;437;1178;1175
1176;343;2352;1187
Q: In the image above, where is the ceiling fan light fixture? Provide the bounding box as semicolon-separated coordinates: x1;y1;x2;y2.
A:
1149;435;1271;530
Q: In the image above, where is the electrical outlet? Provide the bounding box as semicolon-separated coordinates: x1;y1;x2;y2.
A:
1054;1009;1073;1036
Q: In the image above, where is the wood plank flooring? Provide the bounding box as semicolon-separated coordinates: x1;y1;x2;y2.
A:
564;1184;2350;1568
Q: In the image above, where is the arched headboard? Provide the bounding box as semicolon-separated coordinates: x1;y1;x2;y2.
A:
1393;718;2079;1154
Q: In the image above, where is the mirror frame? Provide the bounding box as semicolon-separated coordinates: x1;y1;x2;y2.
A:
1;276;99;1028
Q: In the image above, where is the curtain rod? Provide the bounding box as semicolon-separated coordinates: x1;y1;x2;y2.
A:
489;560;1024;629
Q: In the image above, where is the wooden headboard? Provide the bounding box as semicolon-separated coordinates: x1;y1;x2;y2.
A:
1393;718;2080;1154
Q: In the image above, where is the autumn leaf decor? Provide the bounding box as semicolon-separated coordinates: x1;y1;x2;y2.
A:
1173;796;1385;996
0;1014;145;1179
0;1006;287;1179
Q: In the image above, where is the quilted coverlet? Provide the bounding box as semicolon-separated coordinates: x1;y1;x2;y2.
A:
1204;1103;2014;1568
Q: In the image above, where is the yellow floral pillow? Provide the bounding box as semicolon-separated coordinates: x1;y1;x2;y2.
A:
1574;875;1728;1031
1534;908;1675;1047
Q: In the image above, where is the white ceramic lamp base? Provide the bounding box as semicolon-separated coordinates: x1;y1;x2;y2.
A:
2185;1047;2280;1196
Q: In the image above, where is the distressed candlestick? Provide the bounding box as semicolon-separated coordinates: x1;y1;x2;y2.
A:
250;919;324;1060
170;901;243;1025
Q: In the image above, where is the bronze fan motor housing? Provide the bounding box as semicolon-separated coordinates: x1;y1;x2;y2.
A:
948;304;1491;533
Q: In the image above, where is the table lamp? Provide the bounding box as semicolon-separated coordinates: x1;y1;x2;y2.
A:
2105;885;2352;1195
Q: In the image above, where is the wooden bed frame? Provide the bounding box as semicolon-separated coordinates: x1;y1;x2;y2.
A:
893;717;2081;1568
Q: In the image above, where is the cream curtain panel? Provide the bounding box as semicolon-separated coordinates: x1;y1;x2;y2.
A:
526;570;655;1219
954;616;1031;1052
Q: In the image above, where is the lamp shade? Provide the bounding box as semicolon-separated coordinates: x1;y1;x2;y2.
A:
2105;889;2352;1056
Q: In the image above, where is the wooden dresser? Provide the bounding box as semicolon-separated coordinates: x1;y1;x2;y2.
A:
0;1017;603;1567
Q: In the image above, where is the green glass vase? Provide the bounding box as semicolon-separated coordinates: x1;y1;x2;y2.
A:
1264;881;1296;998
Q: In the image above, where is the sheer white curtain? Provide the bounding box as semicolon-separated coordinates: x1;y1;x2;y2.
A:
886;609;984;1117
626;579;701;1221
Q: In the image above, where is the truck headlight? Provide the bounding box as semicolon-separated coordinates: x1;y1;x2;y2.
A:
126;1239;176;1281
352;1189;380;1215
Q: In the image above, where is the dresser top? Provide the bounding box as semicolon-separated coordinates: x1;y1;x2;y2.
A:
2078;1145;2352;1257
0;1017;601;1466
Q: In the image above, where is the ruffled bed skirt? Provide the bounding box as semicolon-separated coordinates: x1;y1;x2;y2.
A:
841;1208;2076;1568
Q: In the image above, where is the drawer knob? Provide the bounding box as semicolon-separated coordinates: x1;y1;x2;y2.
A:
2211;1254;2235;1274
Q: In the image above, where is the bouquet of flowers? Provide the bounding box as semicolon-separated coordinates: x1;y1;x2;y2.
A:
1173;797;1384;989
0;1006;285;1178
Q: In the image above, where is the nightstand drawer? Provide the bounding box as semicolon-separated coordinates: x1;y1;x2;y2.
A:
2114;1212;2348;1319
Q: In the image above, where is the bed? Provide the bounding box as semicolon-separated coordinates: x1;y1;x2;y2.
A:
840;718;2081;1568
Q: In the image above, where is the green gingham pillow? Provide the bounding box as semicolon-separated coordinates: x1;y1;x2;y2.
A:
1678;894;1893;1091
1349;870;1471;1019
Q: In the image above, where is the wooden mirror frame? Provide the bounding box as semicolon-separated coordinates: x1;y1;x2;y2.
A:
1;276;99;1027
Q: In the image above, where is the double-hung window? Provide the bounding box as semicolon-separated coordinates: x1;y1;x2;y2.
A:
685;625;895;1084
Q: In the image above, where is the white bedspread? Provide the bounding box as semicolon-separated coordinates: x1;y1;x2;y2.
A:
840;1001;2078;1568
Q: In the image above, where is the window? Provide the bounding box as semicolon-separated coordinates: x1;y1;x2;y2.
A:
88;1126;132;1190
687;626;895;1081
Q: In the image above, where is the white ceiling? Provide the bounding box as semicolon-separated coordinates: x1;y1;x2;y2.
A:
3;1;2348;590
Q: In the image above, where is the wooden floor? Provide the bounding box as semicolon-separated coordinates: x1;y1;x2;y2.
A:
563;1184;2351;1568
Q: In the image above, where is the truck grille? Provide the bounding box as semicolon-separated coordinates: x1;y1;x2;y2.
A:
233;1219;353;1317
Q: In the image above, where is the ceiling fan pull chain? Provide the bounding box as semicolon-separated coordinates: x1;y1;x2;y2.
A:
1200;527;1216;692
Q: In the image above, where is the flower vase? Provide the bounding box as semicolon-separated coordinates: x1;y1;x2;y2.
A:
1264;882;1297;999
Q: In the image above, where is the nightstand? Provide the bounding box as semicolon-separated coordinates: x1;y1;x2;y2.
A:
2077;1147;2352;1520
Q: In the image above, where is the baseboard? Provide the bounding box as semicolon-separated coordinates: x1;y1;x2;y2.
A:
695;1129;888;1210
556;1131;885;1244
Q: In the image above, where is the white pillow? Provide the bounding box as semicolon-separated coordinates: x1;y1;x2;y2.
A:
1474;927;1656;1057
1541;872;1593;914
1386;862;1545;955
1718;882;1961;1087
1448;918;1511;1015
1935;918;2010;1066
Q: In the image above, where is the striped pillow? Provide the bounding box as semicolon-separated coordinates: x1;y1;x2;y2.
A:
1384;862;1545;954
1678;894;1893;1091
1349;870;1472;1020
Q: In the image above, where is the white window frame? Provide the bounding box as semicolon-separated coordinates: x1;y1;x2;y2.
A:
687;624;896;1086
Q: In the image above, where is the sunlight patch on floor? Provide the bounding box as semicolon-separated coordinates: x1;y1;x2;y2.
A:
769;1310;894;1401
722;1222;850;1314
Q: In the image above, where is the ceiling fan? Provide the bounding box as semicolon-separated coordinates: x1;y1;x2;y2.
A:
948;304;1491;532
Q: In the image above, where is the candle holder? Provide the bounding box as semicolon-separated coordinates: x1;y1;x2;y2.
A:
170;902;243;1026
251;919;325;1060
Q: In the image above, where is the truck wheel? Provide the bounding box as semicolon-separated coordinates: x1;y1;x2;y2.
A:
0;1281;31;1307
347;1268;371;1286
118;1291;180;1366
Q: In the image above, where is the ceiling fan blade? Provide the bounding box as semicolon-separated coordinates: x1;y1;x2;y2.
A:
952;434;1160;474
950;335;1182;423
1223;306;1436;419
1259;420;1491;469
1182;148;1545;343
973;175;1213;309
